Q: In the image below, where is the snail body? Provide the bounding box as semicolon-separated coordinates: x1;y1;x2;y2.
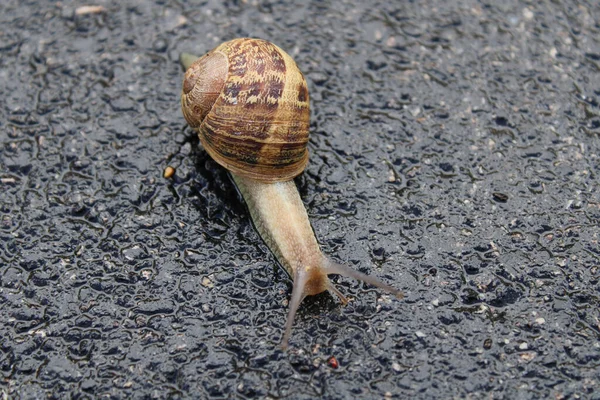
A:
180;38;401;347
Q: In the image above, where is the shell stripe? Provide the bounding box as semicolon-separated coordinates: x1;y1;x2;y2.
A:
182;38;310;182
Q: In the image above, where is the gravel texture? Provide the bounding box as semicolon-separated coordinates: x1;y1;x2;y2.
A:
1;0;599;398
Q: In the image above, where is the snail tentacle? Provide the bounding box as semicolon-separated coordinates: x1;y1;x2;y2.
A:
323;260;404;299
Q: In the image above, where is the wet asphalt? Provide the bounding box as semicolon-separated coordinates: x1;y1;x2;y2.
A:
1;0;599;399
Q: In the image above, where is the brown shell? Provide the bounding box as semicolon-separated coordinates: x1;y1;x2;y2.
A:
181;38;310;183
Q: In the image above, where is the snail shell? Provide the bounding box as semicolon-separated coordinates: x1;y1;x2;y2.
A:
181;38;310;183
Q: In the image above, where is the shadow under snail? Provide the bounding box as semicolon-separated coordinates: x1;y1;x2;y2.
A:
179;38;403;348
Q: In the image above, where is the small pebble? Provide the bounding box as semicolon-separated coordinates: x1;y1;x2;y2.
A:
520;352;535;361
327;356;339;369
153;38;168;53
492;192;508;203
388;170;396;182
75;5;105;15
309;71;328;85
163;166;176;178
519;342;528;350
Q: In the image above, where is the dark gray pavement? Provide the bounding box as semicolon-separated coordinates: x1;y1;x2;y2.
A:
1;0;599;398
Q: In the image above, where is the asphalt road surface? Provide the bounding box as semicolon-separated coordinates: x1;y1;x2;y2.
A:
1;0;599;398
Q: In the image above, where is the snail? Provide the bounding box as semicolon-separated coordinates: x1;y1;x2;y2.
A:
180;38;402;348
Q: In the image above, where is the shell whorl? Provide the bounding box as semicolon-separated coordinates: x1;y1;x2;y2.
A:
181;38;310;183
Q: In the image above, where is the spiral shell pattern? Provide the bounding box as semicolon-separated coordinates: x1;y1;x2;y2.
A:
181;38;310;182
